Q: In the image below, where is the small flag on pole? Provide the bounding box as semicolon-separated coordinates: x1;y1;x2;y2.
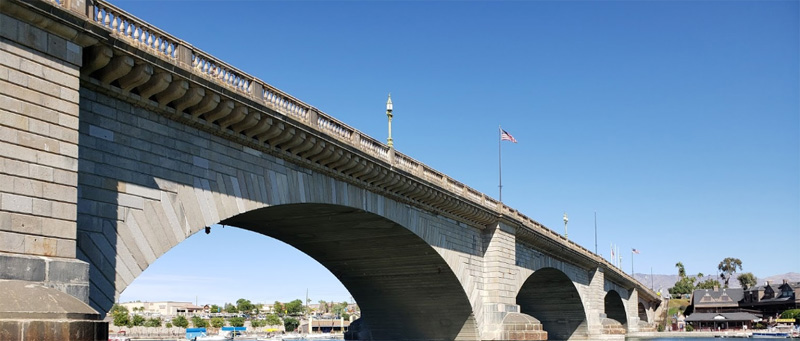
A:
500;129;517;143
610;244;615;261
632;248;640;254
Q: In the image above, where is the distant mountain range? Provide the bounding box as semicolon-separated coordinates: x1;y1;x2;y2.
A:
632;272;800;294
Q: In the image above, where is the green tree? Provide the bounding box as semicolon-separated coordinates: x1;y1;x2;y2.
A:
224;303;238;314
332;302;349;317
172;315;189;328
669;276;697;298
265;314;281;326
676;262;686;278
165;322;173;328
210;317;226;328
210;304;221;313
273;301;284;315
737;272;757;289
718;257;743;288
697;277;721;290
132;314;146;326
112;311;130;327
236;298;254;313
781;309;800;319
144;317;162;328
191;315;208;328
284;317;299;332
669;261;696;298
285;299;304;316
228;317;245;327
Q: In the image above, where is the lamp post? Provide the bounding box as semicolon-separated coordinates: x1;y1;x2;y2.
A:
386;94;393;148
563;212;569;240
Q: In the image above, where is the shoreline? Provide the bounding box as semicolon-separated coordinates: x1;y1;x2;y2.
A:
630;331;753;338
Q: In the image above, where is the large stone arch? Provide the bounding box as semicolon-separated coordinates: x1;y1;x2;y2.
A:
75;89;482;340
517;267;588;341
221;203;476;340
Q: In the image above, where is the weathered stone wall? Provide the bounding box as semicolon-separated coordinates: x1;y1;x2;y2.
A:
0;7;89;300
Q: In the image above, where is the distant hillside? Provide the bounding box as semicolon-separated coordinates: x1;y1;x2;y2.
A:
763;272;800;285
632;272;800;294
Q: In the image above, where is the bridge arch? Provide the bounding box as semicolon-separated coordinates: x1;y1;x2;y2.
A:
516;267;588;340
221;203;477;340
74;88;482;340
604;290;628;326
638;302;648;323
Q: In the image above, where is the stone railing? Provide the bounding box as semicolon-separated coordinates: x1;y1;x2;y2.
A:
36;0;656;299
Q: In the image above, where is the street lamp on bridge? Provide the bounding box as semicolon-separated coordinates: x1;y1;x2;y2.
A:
563;212;569;240
386;94;393;148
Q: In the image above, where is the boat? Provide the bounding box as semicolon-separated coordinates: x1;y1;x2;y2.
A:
750;331;794;338
305;333;333;339
193;331;234;341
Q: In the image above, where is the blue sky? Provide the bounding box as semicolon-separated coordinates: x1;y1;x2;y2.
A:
115;0;799;306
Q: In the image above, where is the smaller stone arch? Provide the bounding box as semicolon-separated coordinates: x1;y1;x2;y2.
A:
638;302;649;323
602;290;627;335
517;267;588;341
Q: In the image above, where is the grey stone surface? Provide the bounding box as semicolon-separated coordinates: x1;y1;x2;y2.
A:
0;253;45;281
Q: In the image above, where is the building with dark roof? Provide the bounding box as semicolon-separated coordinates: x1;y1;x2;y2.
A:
691;287;744;313
684;279;800;330
685;312;760;331
741;280;800;317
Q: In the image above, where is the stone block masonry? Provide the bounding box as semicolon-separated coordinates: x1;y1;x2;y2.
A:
0;12;81;259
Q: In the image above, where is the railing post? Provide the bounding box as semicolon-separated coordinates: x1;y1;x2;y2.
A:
250;80;263;103
175;44;192;68
307;109;319;129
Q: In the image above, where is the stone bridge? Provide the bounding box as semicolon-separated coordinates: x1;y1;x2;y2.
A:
0;0;663;340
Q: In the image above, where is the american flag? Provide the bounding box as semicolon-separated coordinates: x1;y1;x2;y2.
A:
632;248;640;254
500;129;517;143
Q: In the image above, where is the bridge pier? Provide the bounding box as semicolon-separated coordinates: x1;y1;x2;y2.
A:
479;223;546;341
1;1;107;340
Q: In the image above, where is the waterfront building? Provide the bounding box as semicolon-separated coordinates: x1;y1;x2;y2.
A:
740;280;800;317
298;318;350;334
684;279;800;331
120;301;204;317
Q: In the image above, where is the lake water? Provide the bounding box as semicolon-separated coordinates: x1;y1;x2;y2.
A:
625;337;790;341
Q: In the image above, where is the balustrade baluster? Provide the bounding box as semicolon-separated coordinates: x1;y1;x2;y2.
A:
112;15;119;32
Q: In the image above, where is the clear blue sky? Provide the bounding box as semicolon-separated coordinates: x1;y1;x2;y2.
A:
116;0;799;306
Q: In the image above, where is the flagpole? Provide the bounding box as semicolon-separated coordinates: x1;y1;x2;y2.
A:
594;212;598;254
498;125;502;202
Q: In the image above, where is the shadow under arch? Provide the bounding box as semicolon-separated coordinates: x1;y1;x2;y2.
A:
638;302;648;323
516;267;587;341
604;290;627;326
221;203;477;341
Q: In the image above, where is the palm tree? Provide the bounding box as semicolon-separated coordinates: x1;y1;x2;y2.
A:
675;262;686;278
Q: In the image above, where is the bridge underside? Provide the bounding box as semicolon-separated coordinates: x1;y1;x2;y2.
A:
517;268;588;341
221;203;477;341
